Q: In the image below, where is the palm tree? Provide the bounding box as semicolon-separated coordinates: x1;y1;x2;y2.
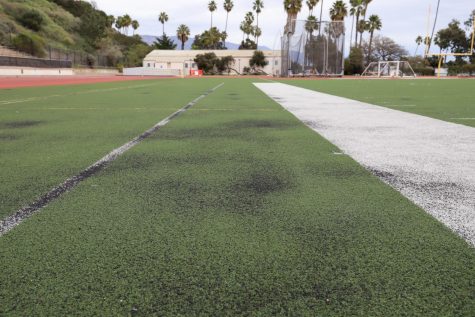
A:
159;12;168;35
115;16;124;34
253;0;264;47
131;20;139;35
359;0;372;47
284;0;303;35
329;0;347;21
177;24;190;50
366;14;382;63
349;0;363;47
305;15;318;35
306;0;319;15
318;0;324;35
208;1;217;29
415;35;423;56
122;14;132;35
223;0;234;47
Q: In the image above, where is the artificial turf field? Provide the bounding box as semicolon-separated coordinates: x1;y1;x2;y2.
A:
1;78;475;315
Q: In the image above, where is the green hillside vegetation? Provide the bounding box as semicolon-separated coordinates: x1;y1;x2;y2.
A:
0;0;151;67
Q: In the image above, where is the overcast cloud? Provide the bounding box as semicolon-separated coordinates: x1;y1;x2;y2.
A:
93;0;474;54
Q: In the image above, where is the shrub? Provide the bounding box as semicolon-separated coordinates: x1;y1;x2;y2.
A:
347;47;364;75
462;64;475;76
18;10;45;31
413;67;435;76
249;50;268;71
11;33;46;57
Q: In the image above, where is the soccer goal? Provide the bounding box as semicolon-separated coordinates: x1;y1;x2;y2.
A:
362;61;416;78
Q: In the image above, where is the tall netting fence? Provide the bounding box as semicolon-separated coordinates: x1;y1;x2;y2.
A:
282;20;345;77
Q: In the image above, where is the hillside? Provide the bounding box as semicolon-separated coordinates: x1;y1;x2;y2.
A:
0;0;150;67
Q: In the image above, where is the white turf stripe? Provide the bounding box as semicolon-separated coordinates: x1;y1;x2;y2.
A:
0;83;224;236
451;118;475;120
255;82;475;247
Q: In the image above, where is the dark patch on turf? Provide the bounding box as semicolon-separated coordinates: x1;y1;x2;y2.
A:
0;134;17;141
0;120;44;129
226;119;296;130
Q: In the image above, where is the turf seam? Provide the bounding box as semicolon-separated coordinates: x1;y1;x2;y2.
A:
0;82;224;237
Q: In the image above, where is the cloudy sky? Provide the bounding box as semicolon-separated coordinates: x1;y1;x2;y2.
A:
93;0;474;53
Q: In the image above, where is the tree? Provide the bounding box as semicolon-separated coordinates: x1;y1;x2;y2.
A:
239;38;257;49
306;0;319;15
223;0;234;48
159;12;169;35
305;15;318;35
194;52;219;73
363;35;408;61
153;34;177;50
435;20;469;63
249;50;269;71
329;0;348;21
208;1;217;29
415;35;423;56
350;0;364;47
122;14;132;35
358;0;372;47
192;27;226;50
346;47;364;74
366;14;382;64
131;20;139;35
176;24;190;50
216;55;235;74
115;16;124;33
284;0;303;35
253;0;264;47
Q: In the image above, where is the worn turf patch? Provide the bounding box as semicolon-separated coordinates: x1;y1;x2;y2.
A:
1;79;475;316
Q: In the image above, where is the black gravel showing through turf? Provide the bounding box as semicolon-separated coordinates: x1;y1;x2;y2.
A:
0;83;224;236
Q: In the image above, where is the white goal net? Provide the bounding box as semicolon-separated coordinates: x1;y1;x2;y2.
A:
362;61;416;78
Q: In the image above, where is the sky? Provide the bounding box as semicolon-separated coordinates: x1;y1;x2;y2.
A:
93;0;474;54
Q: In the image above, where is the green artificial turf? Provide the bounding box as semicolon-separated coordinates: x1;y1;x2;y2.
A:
280;78;475;127
0;78;223;218
1;78;474;316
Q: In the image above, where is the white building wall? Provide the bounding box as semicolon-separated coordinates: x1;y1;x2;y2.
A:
143;50;282;76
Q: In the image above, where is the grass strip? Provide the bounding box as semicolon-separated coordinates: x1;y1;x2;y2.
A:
1;78;474;315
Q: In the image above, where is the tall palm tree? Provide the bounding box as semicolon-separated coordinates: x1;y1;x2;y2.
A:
131;20;139;35
253;0;264;47
159;12;168;35
305;15;318;35
318;0;324;35
208;1;217;29
415;35;423;56
223;0;234;47
329;0;347;21
122;14;132;35
359;0;372;47
366;14;382;63
177;24;190;50
351;0;364;47
284;0;303;34
306;0;318;15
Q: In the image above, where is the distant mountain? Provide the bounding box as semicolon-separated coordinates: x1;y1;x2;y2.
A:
141;35;270;51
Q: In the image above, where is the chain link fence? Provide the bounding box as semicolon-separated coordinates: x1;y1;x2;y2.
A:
282;20;345;77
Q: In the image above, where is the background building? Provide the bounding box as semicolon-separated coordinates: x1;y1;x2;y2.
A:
141;50;282;76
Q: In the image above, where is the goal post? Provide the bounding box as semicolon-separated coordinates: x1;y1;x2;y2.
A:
362;61;416;78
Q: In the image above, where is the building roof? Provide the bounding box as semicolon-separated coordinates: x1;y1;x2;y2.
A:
144;49;281;61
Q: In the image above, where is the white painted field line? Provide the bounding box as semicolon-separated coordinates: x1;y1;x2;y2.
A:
0;83;159;106
254;82;475;247
451;118;475;120
0;83;224;236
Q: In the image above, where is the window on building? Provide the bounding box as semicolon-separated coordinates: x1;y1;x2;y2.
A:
192;63;196;68
275;60;279;66
185;63;189;68
147;63;151;67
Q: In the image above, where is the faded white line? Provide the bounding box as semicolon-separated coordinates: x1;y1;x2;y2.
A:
0;83;224;236
255;82;475;247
